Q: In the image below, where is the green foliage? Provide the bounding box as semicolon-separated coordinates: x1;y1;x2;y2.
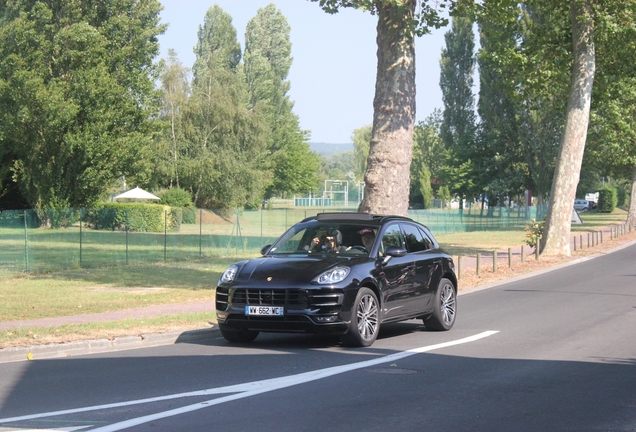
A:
352;125;372;179
312;0;451;36
158;187;196;223
411;111;446;208
85;203;177;232
159;188;194;208
153;50;190;189
477;0;571;204
439;15;477;202
0;0;165;210
438;185;452;207
524;218;544;250
419;165;433;209
244;4;316;198
319;151;356;181
181;5;270;210
182;207;197;224
597;188;617;213
617;186;627;207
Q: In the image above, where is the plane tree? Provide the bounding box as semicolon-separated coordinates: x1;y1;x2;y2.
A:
312;0;453;216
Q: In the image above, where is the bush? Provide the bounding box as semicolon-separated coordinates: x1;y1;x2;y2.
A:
597;188;617;213
159;188;193;208
524;218;544;250
159;188;196;224
85;203;178;232
617;187;627;207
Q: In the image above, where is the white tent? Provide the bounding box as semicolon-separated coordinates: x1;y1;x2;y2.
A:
114;187;160;200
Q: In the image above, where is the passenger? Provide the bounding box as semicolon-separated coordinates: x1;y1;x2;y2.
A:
360;227;376;251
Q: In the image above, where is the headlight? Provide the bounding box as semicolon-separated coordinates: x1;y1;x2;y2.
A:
220;265;239;283
313;267;350;284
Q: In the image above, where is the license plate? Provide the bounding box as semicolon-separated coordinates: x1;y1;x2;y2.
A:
245;306;284;316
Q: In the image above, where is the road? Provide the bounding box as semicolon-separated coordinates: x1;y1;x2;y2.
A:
1;243;635;431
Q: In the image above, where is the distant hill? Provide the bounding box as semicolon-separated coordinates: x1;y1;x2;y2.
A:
309;142;354;156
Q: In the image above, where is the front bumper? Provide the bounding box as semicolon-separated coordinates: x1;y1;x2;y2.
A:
216;286;353;334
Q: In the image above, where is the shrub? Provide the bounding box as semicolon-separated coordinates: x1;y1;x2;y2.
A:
597;188;617;213
524;218;544;250
159;188;196;224
617;187;627;207
159;188;193;208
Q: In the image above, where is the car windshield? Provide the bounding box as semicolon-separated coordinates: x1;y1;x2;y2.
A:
268;221;378;256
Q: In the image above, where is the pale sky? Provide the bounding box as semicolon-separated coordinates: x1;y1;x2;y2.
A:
157;0;448;144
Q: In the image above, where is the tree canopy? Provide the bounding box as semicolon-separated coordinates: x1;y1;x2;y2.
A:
0;0;165;210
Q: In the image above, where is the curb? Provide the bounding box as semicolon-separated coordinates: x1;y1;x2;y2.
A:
0;327;219;364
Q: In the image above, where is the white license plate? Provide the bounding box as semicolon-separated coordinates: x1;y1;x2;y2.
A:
245;306;284;316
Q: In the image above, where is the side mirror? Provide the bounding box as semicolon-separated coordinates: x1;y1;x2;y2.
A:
385;246;407;257
260;244;272;256
376;246;407;267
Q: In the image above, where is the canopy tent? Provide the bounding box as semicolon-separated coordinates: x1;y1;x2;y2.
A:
114;187;160;200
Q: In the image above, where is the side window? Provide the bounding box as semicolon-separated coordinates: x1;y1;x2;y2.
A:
402;223;431;253
380;223;404;254
421;228;437;250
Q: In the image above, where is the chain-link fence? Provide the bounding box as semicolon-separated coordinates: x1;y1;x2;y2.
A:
0;205;546;278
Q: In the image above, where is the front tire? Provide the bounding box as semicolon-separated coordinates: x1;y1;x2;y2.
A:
423;278;456;331
341;288;380;347
219;323;259;343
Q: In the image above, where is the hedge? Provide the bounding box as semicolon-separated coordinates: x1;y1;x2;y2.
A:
84;203;180;232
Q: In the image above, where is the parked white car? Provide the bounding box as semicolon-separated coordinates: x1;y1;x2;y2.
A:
574;199;589;211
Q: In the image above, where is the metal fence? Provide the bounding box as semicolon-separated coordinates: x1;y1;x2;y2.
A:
0;205;547;278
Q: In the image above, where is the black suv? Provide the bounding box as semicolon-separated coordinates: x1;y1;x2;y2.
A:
216;213;457;347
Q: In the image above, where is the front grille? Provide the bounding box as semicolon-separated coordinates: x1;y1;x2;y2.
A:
232;289;307;308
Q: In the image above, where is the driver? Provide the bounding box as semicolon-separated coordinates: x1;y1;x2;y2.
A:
310;229;346;253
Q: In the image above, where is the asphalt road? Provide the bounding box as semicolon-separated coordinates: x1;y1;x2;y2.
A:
1;243;635;431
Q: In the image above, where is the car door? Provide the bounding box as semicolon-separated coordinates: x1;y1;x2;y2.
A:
401;223;441;313
376;223;417;320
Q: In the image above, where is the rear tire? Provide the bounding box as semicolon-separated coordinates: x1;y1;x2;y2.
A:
423;278;456;331
219;323;259;343
340;288;380;347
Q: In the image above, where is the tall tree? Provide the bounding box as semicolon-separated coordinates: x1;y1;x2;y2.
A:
244;3;320;197
584;2;636;226
540;0;595;256
476;17;528;207
439;14;477;206
411;110;445;207
477;1;572;208
155;49;190;189
185;5;269;209
313;0;450;216
0;0;165;210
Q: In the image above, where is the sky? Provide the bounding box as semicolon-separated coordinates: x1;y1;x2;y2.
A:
157;0;449;144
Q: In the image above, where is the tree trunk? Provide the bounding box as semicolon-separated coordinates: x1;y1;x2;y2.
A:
540;0;595;257
358;0;416;216
628;165;636;229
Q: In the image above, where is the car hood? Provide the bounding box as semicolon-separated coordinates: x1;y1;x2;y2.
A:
235;255;354;286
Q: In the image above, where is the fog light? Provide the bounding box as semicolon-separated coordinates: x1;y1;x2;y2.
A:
315;316;337;322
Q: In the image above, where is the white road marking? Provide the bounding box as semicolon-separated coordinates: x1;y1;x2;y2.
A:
0;426;92;431
0;331;498;431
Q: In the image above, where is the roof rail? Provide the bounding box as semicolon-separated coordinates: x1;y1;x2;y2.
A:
316;212;375;221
